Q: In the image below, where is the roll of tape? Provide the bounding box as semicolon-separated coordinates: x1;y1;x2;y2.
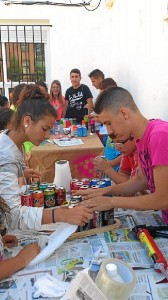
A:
95;258;136;300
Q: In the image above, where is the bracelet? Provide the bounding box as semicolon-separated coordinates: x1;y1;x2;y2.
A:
52;209;55;223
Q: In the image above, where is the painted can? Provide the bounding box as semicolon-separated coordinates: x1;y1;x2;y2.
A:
33;190;44;207
81;178;90;185
102;209;115;226
70;195;82;206
70;179;79;190
44;188;57;208
57;187;66;206
80;185;89;190
99;180;106;188
92;211;102;228
78;219;93;232
90;178;99;187
29;183;39;191
75;181;83;190
21;193;33;206
91;185;100;189
82;125;87;137
28;189;34;195
77;125;83;137
103;178;111;187
39;182;48;191
47;184;56;190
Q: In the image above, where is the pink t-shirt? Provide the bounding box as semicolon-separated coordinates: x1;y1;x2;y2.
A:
50;96;65;120
120;151;138;178
136;119;168;224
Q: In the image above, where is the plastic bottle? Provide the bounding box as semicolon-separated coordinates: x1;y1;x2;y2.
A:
53;121;60;135
84;116;89;130
59;119;64;134
90;120;95;133
106;263;124;283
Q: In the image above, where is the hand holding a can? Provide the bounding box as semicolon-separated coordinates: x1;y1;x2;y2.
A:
93;156;109;173
74;186;111;200
88;112;101;123
58;206;93;226
24;168;42;181
80;196;114;212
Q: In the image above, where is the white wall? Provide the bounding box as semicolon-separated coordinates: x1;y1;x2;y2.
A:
0;0;168;119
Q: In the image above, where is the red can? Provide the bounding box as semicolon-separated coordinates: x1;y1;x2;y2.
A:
75;182;83;190
57;187;66;206
70;179;79;190
81;178;90;185
21;193;33;207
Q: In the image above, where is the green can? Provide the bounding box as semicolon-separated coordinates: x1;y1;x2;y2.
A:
44;188;57;208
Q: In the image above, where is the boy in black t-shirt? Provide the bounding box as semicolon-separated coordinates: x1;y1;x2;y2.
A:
64;69;93;124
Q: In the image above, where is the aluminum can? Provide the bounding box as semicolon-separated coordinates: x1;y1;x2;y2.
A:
80;185;89;190
99;180;106;188
57;187;66;206
78;219;93;232
33;190;44;207
29;183;39;191
47;184;56;190
44;188;57;208
90;178;99;187
39;182;48;192
28;189;34;195
81;178;90;185
103;178;111;187
102;209;115;226
75;181;83;190
77;125;83;137
71;125;78;136
82;126;87;137
92;211;102;228
70;195;82;206
91;185;100;189
21;193;33;206
70;179;79;190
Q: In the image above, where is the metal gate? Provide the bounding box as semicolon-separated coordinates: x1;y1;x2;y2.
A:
0;24;51;98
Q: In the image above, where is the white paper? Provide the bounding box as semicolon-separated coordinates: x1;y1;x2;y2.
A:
53;138;83;147
28;223;77;267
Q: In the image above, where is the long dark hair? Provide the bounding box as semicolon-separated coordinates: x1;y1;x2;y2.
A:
11;84;57;129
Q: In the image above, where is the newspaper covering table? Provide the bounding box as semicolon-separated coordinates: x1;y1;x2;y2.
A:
1;210;168;300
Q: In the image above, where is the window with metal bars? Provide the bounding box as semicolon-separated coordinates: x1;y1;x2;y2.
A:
0;24;50;96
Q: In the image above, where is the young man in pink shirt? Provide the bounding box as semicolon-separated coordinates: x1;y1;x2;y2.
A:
75;87;168;224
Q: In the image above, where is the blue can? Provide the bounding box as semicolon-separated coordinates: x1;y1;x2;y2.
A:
82;126;87;137
103;178;111;187
77;125;83;137
90;178;99;187
99;180;106;188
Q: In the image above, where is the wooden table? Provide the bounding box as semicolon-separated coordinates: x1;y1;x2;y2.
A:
29;134;104;182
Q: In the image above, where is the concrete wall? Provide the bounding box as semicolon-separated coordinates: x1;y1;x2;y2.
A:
0;0;168;119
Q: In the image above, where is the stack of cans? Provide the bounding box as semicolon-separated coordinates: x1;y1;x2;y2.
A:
21;182;66;209
70;177;114;231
